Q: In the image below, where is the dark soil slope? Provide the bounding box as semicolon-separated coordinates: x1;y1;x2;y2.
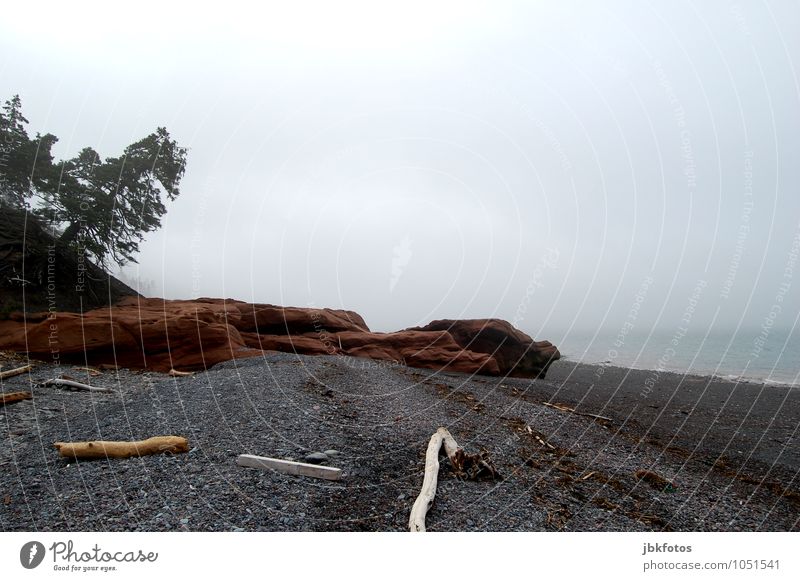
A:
0;208;138;314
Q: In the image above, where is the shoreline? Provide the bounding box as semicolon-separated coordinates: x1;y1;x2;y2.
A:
559;356;800;389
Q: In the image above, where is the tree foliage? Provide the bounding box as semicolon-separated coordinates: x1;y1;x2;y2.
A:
0;95;187;267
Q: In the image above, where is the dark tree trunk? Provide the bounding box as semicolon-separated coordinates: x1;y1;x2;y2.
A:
59;222;80;245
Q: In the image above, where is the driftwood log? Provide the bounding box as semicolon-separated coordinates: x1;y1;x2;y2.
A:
0;365;32;380
54;436;189;459
409;427;499;532
0;391;32;406
40;378;114;393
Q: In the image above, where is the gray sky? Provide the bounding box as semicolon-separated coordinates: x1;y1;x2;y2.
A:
2;0;799;339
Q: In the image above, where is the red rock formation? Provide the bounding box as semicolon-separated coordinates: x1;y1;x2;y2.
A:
408;319;560;378
0;297;559;378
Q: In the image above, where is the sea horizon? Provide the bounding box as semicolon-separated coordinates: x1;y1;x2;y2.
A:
549;326;799;387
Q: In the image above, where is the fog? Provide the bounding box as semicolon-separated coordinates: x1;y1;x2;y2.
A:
2;1;799;339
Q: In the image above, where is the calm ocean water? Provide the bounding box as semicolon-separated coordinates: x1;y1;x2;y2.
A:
552;327;800;387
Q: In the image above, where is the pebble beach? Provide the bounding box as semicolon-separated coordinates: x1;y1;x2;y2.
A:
1;352;797;532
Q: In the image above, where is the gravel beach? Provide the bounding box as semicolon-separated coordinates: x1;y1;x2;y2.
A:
1;351;798;532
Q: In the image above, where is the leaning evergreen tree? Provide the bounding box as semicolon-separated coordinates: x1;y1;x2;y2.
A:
0;94;187;268
0;95;59;209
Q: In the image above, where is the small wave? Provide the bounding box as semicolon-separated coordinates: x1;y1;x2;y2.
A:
722;374;746;382
763;378;800;388
568;358;799;387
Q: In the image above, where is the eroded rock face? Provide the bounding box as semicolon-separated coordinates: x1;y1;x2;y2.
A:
408;319;561;378
0;297;560;378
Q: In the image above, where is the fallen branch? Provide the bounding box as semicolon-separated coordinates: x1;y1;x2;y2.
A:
0;365;32;380
535;434;556;450
237;454;342;481
0;391;32;406
168;369;193;377
73;366;102;377
409;427;499;532
635;469;676;492
576;411;612;422
541;401;612;423
541;401;572;412
40;378;114;393
7;276;31;285
54;436;189;459
409;429;449;532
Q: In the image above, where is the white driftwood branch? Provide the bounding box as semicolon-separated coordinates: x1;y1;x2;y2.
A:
168;369;193;377
409;427;458;532
440;428;461;459
408;427;500;532
40;378;114;393
0;365;32;380
237;454;342;481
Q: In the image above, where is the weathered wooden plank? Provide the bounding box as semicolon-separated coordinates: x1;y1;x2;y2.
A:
236;454;342;481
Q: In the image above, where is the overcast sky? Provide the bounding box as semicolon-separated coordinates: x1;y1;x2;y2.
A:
2;1;799;339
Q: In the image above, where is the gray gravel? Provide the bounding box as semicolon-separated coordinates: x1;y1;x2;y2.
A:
1;353;797;531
